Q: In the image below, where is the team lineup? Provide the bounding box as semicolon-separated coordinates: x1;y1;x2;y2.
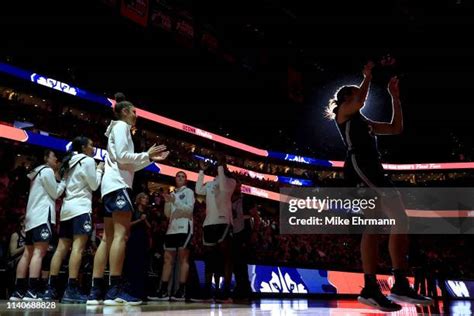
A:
8;92;244;305
7;62;434;312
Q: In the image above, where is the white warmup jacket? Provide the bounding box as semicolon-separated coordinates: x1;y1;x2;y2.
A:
25;165;66;231
101;120;151;197
60;153;104;221
195;166;236;227
164;186;195;235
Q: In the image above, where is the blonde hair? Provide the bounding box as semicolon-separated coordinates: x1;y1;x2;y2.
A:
325;98;339;120
325;85;358;120
135;192;149;205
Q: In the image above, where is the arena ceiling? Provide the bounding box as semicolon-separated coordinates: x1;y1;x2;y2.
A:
1;0;473;163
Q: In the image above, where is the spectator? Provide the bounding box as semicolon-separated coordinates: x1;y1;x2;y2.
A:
8;216;26;269
124;192;152;300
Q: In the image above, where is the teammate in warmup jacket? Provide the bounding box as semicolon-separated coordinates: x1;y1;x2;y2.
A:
194;156;236;303
98;93;169;306
148;171;195;301
10;150;65;301
43;137;104;303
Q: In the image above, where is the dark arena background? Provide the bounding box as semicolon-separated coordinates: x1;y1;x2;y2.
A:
1;0;474;315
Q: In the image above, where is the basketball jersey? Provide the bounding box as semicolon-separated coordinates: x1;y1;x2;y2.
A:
335;111;380;160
